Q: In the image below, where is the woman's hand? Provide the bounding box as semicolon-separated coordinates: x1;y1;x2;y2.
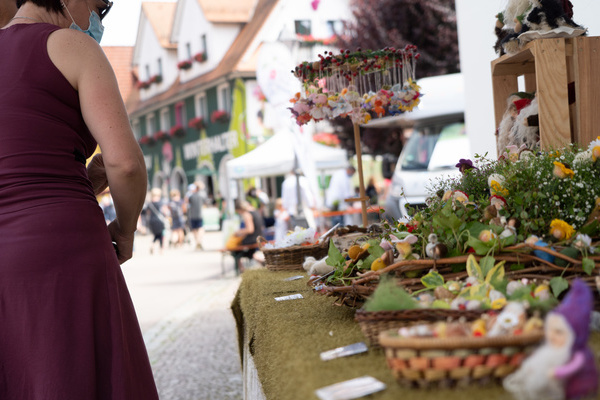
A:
87;153;109;195
107;220;135;264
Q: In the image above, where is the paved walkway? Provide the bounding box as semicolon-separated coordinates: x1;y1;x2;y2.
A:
122;231;244;400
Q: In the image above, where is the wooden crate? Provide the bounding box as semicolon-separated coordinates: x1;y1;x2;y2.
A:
491;36;600;154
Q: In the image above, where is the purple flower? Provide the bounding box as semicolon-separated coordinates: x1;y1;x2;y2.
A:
455;159;478;174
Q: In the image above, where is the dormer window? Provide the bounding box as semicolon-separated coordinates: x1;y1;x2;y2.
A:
295;20;311;35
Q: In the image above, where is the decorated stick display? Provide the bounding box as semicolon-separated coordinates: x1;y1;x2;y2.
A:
289;46;421;226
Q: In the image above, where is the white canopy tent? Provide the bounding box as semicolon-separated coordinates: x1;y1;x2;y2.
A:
226;131;348;179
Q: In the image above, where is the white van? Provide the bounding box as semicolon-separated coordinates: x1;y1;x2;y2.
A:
379;73;471;221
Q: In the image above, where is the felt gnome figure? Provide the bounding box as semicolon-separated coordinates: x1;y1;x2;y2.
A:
503;279;598;400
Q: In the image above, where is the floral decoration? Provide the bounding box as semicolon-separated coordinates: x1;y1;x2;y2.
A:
169;124;185;137
289;46;421;126
553;161;575;179
589;136;600;162
193;52;207;63
187;116;205;130
549;219;575;240
177;60;193;70
149;74;162;84
297;34;337;46
138;136;155;146
153;130;168;141
211;110;229;124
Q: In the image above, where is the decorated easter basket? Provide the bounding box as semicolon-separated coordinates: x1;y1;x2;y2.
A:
355;309;485;348
258;237;329;271
379;328;544;388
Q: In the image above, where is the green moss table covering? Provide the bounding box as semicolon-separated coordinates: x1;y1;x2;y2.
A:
231;269;600;400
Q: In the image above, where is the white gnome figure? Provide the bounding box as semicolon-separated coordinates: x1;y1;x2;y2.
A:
503;279;598;400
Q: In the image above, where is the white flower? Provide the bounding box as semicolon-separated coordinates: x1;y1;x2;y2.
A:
574;233;593;252
573;149;593;166
497;312;520;330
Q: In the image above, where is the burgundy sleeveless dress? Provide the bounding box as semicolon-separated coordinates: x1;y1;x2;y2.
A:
0;23;159;399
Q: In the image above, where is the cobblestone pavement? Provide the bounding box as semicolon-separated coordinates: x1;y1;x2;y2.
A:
122;231;244;400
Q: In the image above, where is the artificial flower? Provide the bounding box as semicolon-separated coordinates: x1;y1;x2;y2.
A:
505;144;526;162
452;190;469;203
549;219;575;241
328;99;352;118
553;161;575;179
589;136;600;162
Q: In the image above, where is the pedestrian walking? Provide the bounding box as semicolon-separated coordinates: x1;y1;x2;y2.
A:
145;188;169;255
185;182;205;250
231;200;264;273
168;188;186;247
0;1;159;397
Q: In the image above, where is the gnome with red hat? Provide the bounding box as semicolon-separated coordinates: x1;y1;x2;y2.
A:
504;279;598;400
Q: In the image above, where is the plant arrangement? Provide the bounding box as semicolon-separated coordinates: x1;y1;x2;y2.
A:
187;116;205;130
211;110;229;124
138;135;155;146
153;130;168;141
193;52;207;63
136;80;151;90
177;60;193;70
296;34;337;46
289;46;421;126
312;139;600;307
169;124;185;138
149;74;162;84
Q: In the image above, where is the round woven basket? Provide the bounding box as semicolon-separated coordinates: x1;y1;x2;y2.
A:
355;309;484;348
260;238;329;271
379;328;544;388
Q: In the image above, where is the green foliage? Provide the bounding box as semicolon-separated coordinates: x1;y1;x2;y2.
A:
550;276;569;298
421;271;445;289
582;257;596;276
362;276;418;312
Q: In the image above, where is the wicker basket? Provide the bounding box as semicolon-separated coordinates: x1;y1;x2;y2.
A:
379;328;543;388
259;238;329;271
355;309;484;348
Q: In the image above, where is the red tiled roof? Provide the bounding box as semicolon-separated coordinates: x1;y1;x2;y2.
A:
102;46;135;103
127;0;278;115
143;2;177;49
197;0;255;23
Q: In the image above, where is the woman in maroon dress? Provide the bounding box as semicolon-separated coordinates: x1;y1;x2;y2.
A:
0;0;158;398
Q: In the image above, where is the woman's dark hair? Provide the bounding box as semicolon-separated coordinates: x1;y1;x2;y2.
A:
17;0;64;13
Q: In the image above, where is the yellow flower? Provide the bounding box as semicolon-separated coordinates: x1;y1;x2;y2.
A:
491;297;507;310
553;161;575;179
589;136;600;162
549;219;575;240
488;174;509;196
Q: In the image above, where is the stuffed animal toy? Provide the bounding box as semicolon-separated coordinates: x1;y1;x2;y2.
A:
303;256;334;276
495;0;584;56
496;92;538;152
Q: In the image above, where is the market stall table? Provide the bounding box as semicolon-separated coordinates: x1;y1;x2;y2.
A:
231;269;600;400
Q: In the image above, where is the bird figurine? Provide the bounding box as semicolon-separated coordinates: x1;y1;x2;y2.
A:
425;234;448;259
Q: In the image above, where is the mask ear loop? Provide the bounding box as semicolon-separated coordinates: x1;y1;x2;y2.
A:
61;2;76;24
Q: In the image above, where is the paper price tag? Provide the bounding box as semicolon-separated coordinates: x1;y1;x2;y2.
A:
315;376;386;400
274;294;303;301
283;275;305;281
320;342;368;361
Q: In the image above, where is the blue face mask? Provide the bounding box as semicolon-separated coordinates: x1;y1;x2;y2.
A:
64;5;104;44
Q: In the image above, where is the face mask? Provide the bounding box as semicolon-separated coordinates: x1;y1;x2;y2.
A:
63;3;104;44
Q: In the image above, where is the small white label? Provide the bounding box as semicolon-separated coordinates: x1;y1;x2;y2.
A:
320;342;368;361
274;293;304;301
283;275;305;281
315;376;386;400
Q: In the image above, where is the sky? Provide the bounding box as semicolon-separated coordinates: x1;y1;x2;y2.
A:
101;0;176;47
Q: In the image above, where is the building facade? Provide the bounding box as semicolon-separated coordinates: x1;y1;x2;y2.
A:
126;0;352;204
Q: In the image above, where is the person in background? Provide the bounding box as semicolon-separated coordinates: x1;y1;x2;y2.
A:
273;197;290;243
145;188;168;255
365;176;379;205
231;200;264;273
0;0;158;396
100;193;116;224
281;170;317;228
168;188;185;247
326;166;356;226
0;0;17;26
185;182;204;250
